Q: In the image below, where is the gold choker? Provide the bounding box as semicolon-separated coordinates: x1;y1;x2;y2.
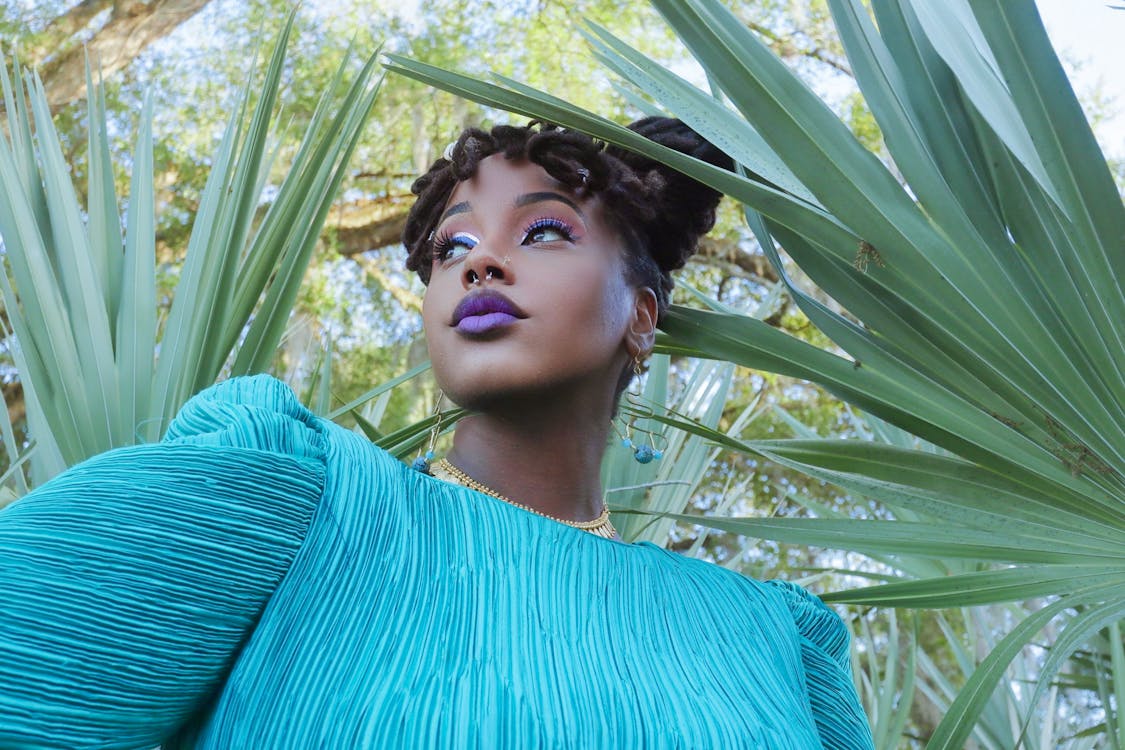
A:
431;459;618;540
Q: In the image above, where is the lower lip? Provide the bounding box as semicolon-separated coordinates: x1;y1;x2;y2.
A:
456;312;519;334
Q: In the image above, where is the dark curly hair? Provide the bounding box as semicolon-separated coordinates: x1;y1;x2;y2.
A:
403;117;732;319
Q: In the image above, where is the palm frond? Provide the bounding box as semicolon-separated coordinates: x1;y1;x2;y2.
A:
0;13;382;474
383;0;1125;742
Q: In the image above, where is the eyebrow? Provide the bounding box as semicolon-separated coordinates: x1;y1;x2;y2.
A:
514;191;585;217
436;191;586;226
438;201;471;225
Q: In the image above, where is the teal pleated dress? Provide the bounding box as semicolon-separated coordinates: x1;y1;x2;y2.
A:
0;376;873;749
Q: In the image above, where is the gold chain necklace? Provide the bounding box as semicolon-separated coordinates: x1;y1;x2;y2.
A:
431;459;618;540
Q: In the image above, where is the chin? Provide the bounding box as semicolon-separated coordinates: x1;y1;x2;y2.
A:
431;342;624;413
440;377;547;413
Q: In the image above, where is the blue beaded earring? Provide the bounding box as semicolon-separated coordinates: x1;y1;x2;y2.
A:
615;356;665;464
619;422;663;464
412;394;444;473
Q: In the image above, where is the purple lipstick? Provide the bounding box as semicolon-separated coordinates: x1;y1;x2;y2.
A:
451;290;527;335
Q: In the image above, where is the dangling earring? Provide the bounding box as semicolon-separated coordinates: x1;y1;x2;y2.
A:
613;418;665;464
412;394;444;473
613;399;666;465
613;355;663;464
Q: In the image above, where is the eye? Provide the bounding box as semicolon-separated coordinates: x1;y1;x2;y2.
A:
432;230;479;262
523;218;575;245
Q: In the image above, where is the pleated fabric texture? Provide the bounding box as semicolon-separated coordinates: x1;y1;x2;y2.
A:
1;376;873;749
0;376;325;748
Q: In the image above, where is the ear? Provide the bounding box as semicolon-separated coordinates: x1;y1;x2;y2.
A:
626;287;658;358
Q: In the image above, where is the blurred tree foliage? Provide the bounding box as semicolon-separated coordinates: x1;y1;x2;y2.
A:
0;0;921;634
0;0;940;591
0;0;863;449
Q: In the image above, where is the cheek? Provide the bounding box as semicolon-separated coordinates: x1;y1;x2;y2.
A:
422;270;455;322
421;292;438;335
571;265;634;343
421;286;450;353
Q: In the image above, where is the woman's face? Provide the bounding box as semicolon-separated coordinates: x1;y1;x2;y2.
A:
422;154;652;412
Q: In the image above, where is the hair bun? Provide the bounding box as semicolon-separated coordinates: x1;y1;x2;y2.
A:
606;118;732;275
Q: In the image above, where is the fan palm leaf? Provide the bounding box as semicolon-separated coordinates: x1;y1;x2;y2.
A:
383;0;1125;743
0;13;382;479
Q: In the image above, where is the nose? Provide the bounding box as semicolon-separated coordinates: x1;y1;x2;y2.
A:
462;242;509;288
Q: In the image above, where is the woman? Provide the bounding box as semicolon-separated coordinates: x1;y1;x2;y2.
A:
0;118;873;748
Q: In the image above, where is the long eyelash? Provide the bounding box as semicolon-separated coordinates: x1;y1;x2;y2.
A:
430;230;460;260
524;217;575;239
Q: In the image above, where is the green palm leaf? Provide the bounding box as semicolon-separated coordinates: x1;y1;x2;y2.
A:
0;13;382;473
384;0;1124;742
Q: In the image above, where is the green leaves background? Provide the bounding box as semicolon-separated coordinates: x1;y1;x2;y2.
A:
385;0;1125;744
0;14;381;480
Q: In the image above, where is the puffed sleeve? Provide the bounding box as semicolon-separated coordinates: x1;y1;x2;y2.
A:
0;375;325;749
768;580;874;750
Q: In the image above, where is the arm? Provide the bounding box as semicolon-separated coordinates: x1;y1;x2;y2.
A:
767;580;875;750
0;376;324;749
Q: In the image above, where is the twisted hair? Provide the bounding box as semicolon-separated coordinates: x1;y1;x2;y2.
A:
403;117;732;318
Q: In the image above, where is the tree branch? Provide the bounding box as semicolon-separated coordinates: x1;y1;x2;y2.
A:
695;236;779;284
746;20;852;78
39;0;213;109
324;195;780;293
355;255;424;315
27;0;113;65
323;194;781;293
2;380;24;430
327;194;414;258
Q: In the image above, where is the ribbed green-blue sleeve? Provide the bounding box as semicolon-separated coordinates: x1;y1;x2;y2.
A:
0;375;325;749
768;580;874;750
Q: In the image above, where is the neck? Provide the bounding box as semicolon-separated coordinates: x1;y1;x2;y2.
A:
445;396;613;522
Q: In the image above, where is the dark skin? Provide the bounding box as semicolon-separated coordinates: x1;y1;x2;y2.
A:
421;155;658;525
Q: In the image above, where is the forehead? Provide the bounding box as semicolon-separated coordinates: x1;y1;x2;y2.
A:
444;155;581;213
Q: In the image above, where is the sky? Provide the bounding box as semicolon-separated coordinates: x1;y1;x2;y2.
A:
1035;0;1125;158
178;1;1125;160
